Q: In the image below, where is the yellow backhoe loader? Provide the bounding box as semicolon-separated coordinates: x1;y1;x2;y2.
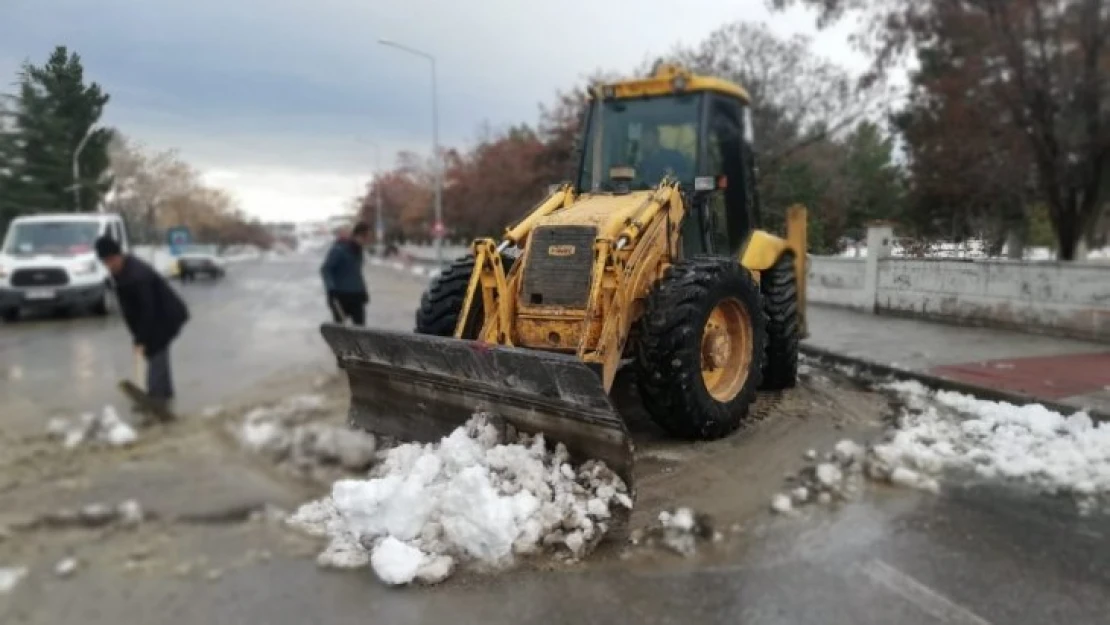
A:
321;64;808;487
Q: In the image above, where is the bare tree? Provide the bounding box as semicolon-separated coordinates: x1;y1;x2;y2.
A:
105;134;269;247
771;0;1110;259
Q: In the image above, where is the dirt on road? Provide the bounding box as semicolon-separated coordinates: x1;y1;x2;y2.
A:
0;357;896;608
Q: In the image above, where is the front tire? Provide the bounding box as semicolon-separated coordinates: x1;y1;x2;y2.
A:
414;253;517;338
636;259;767;439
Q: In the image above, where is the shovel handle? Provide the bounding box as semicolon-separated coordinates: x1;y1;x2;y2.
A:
133;347;146;389
329;297;349;325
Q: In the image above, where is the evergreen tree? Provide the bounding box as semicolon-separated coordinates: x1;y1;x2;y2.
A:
0;45;114;230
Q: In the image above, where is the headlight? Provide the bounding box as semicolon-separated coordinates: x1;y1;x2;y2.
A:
74;260;98;275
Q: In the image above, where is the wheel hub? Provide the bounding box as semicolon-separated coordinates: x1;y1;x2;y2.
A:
702;327;731;370
699;297;754;403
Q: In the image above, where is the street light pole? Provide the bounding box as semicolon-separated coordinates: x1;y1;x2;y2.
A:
72;127;96;212
368;142;385;257
379;38;443;267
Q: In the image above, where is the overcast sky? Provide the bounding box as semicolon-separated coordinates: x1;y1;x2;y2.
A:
0;0;867;223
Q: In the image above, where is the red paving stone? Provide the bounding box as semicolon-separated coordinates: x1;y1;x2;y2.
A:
930;352;1110;400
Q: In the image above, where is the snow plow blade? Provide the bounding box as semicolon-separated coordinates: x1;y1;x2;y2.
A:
320;323;635;486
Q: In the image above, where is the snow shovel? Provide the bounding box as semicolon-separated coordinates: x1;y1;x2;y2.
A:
329;296;350;325
117;347;174;423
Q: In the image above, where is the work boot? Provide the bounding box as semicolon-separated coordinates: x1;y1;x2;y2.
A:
130;402;154;427
147;397;176;423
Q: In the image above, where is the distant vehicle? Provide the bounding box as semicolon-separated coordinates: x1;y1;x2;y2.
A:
0;213;128;321
174;247;227;282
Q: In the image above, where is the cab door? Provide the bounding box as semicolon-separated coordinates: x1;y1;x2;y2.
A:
701;94;755;256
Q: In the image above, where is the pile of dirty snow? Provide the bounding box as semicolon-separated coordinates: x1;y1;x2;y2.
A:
874;380;1110;506
286;414;632;586
235;394;379;476
46;406;137;449
627;507;718;557
12;500;145;532
772;439;878;514
770;374;1110;517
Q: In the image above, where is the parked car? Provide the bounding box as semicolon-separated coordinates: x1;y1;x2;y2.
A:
0;213;127;321
175;252;227;281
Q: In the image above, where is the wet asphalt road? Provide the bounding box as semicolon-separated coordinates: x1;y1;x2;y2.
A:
2;252;1108;624
0;251;424;436
7;484;1108;625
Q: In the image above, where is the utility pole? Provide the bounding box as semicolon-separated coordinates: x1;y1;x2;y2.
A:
72;127;96;212
379;38;443;266
368;142;385;257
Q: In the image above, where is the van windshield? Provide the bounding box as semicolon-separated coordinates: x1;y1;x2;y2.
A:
2;221;101;256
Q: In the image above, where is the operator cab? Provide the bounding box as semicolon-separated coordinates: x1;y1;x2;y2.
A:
575;64;761;259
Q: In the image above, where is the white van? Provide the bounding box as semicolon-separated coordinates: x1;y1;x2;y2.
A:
0;212;129;321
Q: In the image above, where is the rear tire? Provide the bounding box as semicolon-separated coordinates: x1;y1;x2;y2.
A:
1;308;18;323
636;259;766;439
414;253;516;339
760;254;800;390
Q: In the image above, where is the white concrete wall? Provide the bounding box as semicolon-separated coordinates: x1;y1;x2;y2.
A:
875;259;1110;341
807;257;870;310
806;228;1110;342
400;244;470;264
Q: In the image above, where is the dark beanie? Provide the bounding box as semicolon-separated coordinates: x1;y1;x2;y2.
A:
94;235;122;259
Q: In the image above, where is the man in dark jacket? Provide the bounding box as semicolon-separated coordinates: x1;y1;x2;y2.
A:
96;236;190;413
321;222;370;326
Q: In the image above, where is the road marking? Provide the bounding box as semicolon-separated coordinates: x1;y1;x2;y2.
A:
859;559;993;625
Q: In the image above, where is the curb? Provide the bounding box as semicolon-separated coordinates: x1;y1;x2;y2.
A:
799;343;1110;423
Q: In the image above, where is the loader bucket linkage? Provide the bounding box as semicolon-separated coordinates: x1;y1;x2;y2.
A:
320;323;636;487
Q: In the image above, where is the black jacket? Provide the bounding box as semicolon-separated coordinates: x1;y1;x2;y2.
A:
114;255;190;356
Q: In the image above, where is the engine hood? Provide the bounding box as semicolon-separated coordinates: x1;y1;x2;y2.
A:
1;251;98;269
533;191;657;237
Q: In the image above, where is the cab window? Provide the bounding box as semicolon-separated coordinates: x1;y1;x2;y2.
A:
578;94;701;192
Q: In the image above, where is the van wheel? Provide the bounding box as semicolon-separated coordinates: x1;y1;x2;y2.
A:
1;308;19;323
92;289;112;316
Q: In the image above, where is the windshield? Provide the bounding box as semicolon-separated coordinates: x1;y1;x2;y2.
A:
578;93;701;192
2;221;101;256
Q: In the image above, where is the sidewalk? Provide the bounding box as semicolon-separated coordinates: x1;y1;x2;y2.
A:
803;304;1110;417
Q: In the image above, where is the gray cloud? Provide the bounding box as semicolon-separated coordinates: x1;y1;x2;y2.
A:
0;0;865;220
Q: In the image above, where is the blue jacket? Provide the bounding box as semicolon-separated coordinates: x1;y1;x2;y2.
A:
320;238;368;295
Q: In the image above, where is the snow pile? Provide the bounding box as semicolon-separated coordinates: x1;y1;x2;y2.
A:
874;380;1110;505
54;557;79;578
0;567;27;594
770;378;1110;517
626;507;716;557
286;414;632;586
772;440;872;514
46;406;137;449
235;394;378;475
28;500;147;530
